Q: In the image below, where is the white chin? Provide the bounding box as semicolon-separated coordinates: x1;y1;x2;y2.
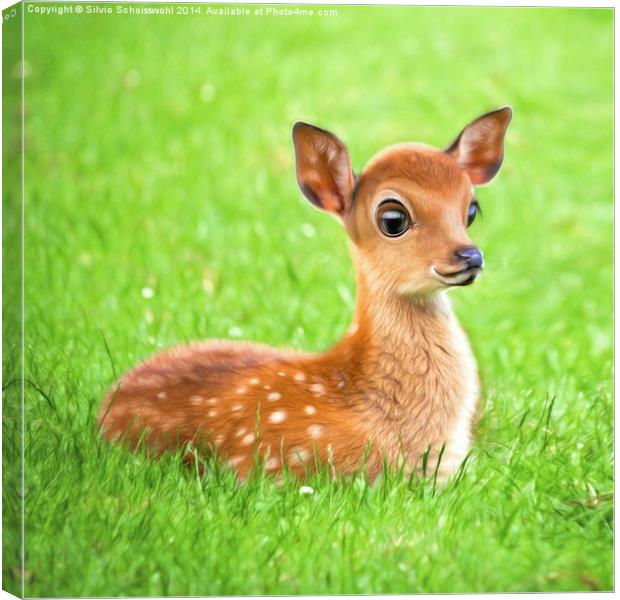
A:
431;266;481;287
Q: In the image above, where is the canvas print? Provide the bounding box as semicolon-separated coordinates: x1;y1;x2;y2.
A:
2;2;613;596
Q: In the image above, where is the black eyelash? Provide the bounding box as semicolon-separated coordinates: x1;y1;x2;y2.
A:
467;200;481;227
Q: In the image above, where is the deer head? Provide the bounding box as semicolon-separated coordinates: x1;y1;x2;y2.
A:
292;107;512;298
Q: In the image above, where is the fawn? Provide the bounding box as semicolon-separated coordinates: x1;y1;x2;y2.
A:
99;107;512;482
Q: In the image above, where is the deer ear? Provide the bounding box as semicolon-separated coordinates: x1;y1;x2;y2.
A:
292;122;354;216
445;106;512;185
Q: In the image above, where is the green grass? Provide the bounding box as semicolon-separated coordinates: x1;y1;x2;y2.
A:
3;4;613;596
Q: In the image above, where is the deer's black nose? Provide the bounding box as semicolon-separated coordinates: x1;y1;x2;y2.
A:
455;246;484;269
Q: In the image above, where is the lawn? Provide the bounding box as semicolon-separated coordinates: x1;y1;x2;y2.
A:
3;4;613;596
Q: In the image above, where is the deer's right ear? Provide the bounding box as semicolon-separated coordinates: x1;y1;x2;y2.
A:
292;122;354;216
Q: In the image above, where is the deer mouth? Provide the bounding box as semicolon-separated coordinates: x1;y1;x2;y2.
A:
431;266;482;287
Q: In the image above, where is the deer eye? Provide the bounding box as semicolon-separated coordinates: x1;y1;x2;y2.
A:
376;200;411;237
467;201;481;227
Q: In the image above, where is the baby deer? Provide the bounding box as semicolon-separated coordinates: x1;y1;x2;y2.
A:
99;107;512;482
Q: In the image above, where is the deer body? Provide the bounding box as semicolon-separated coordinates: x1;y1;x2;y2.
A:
99;108;511;481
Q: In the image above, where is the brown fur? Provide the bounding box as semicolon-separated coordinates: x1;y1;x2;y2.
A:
99;108;512;482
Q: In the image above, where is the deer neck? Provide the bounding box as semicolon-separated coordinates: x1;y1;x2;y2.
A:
331;263;479;459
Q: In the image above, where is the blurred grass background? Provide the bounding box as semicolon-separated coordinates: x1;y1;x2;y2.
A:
2;4;613;595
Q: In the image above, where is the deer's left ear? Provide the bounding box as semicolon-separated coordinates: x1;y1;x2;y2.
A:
445;106;512;185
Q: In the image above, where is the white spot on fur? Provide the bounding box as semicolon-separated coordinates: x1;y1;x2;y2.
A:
269;410;286;424
134;374;166;387
265;457;279;471
347;322;359;335
189;394;203;406
263;384;272;390
304;405;316;415
277;371;286;377
231;403;244;412
157;391;167;399
241;433;255;446
235;427;248;437
214;434;225;445
294;372;306;382
236;386;247;394
310;383;326;396
289;447;310;463
228;455;244;467
300;485;315;495
267;392;281;402
249;378;260;386
308;425;324;439
207;410;217;417
206;397;218;406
